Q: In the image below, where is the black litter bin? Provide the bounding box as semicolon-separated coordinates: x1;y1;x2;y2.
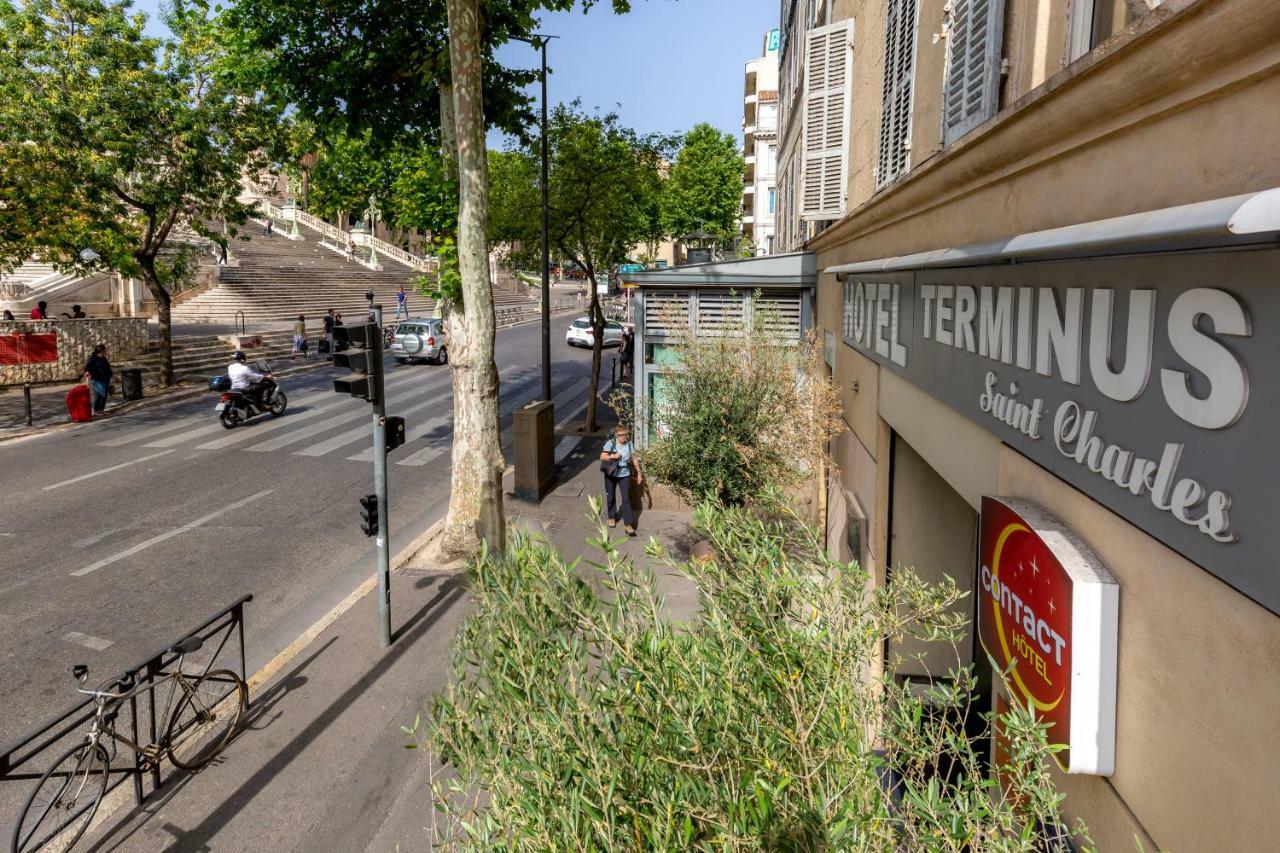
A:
120;367;144;401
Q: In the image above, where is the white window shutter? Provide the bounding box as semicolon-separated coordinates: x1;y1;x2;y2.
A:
877;0;919;189
801;20;853;222
942;0;1006;145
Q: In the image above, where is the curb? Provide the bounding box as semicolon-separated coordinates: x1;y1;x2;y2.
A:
245;518;446;692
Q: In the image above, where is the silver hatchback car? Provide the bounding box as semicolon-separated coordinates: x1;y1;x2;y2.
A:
391;318;448;365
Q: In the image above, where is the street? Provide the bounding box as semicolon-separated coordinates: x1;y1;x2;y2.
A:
0;313;616;749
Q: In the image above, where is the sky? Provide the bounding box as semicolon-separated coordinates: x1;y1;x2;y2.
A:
130;0;781;147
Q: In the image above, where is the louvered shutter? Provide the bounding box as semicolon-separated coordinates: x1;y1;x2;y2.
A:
801;20;853;221
877;0;919;189
643;290;690;336
755;290;804;339
696;290;746;333
941;0;1006;145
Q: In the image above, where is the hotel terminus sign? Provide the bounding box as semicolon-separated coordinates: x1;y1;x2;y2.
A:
840;248;1280;615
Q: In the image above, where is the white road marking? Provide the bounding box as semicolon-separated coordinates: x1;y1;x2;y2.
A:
74;528;123;548
349;412;452;463
394;444;447;467
554;436;582;463
71;489;274;577
63;631;114;651
498;378;590;448
296;394;441;457
247;374;450;454
194;369;429;450
96;415;206;447
43;450;175;491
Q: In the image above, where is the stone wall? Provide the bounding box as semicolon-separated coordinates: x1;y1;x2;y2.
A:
0;318;149;385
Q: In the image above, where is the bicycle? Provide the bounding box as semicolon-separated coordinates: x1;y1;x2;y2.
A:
10;635;248;853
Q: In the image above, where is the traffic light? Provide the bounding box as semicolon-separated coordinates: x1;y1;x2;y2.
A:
359;494;379;537
384;416;406;453
332;324;379;403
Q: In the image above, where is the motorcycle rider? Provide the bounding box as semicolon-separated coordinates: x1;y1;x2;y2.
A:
227;351;274;409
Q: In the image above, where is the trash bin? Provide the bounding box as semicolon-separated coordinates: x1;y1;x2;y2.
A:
120;367;144;401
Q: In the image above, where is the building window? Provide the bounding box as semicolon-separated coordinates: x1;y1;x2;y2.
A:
801;20;853;221
1070;0;1163;60
768;188;776;214
877;0;919;189
941;0;1007;146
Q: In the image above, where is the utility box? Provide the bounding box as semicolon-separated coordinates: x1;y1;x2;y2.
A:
514;399;555;502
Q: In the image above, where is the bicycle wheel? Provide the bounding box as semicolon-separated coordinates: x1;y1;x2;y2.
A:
165;669;247;771
11;742;109;853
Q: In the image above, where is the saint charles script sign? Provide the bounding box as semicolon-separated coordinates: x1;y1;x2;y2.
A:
978;497;1118;775
840;248;1280;614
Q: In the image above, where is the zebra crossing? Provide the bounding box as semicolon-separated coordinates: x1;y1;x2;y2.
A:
94;367;595;467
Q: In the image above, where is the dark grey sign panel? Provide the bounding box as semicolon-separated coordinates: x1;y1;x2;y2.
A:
842;248;1280;615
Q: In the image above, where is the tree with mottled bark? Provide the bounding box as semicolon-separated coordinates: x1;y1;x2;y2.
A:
0;0;278;385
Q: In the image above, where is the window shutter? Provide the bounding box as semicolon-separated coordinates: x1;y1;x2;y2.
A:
877;0;919;189
801;20;853;221
941;0;1006;145
643;290;690;336
755;290;804;339
695;290;746;333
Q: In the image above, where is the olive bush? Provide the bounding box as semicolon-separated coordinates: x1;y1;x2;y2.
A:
417;501;1092;851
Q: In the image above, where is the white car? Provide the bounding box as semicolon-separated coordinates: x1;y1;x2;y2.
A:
566;317;625;348
391;318;447;364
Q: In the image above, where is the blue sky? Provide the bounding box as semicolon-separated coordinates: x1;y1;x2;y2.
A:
131;0;780;146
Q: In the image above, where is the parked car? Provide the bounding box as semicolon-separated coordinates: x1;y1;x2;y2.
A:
391;318;448;364
566;317;625;348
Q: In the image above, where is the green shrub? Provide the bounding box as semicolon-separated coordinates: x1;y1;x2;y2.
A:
639;303;844;507
419;501;1092;851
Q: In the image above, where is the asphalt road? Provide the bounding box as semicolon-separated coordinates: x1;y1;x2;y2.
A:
0;313;619;751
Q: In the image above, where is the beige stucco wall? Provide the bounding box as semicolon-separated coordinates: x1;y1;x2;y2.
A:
999;447;1280;851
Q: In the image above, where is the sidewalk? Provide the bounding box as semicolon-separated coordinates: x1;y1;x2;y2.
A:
82;432;700;851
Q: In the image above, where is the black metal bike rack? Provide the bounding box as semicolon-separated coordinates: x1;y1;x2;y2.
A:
0;595;252;846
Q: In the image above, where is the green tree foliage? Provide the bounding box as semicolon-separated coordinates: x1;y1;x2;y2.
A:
304;128;393;227
486;149;540;267
422;501;1092;850
661;122;746;249
0;0;279;385
641;309;844;507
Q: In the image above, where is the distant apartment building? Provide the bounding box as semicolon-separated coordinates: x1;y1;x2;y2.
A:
742;30;781;255
776;0;1280;848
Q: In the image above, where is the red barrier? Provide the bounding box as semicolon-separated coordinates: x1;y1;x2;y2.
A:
0;332;59;365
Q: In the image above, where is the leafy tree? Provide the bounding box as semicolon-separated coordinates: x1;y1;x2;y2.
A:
537;104;668;431
661;122;745;252
0;0;279;385
305;128;394;228
486;148;540;269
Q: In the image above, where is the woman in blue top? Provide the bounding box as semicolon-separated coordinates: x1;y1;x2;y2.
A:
600;424;643;536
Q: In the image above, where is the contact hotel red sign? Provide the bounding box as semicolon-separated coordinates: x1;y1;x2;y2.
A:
979;497;1119;775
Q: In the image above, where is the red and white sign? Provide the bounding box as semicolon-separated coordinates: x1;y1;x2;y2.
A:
0;332;58;365
978;496;1119;775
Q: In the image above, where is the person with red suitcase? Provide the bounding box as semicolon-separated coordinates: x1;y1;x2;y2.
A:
66;379;93;422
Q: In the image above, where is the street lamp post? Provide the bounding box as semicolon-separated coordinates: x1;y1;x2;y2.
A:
514;33;558;403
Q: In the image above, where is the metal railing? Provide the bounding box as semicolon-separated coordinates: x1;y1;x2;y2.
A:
0;597;252;843
259;199;439;274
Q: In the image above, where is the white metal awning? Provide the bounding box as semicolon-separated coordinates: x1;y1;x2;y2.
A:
826;187;1280;276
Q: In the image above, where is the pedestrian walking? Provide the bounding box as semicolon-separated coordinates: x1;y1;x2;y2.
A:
395;283;408;319
263;219;273;237
291;314;307;359
344;235;355;262
333;312;347;352
322;308;335;357
619;328;634;377
600;424;643;536
83;343;112;415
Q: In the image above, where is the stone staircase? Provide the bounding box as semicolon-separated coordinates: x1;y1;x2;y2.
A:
172;223;534;324
119;330;298;386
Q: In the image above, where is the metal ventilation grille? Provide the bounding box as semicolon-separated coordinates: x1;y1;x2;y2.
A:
696;290;746;333
643;290;690;335
755;290;803;337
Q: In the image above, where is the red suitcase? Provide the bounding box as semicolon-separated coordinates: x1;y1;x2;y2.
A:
67;383;93;422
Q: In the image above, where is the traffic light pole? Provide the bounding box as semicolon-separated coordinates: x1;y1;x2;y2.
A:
370;304;391;648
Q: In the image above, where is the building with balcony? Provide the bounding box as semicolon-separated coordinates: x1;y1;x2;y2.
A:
775;0;1280;848
742;30;781;255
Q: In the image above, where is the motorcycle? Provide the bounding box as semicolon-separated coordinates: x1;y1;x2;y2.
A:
210;363;288;429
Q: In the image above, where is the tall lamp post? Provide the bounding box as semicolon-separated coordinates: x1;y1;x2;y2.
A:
514;33;558;402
